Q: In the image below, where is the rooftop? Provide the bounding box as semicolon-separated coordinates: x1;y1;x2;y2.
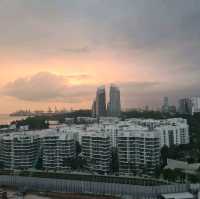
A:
161;192;194;199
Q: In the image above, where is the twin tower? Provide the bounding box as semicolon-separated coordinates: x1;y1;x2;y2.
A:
92;84;121;117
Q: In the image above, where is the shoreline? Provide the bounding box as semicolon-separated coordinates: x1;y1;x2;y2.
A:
0;114;27;125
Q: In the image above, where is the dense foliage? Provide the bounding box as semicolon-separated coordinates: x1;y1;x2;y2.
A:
12;109;91;130
13;116;49;130
121;110;171;120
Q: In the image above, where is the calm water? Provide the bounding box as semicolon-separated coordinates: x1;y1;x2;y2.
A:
0;114;27;125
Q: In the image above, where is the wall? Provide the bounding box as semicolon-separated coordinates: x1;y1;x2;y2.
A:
0;175;189;199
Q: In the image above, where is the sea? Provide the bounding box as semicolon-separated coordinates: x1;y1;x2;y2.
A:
0;114;27;125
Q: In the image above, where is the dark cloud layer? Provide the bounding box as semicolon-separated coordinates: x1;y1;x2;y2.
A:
61;46;91;54
0;0;199;76
0;0;200;108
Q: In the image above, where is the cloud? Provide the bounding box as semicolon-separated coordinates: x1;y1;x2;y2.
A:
1;0;200;110
119;81;160;92
118;81;200;108
1;74;163;108
61;46;91;54
2;72;200;109
2;72;95;103
66;74;91;80
0;0;200;76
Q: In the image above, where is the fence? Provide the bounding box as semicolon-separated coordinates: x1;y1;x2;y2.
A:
0;175;189;199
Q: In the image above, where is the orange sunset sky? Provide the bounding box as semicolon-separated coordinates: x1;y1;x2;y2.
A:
0;0;200;113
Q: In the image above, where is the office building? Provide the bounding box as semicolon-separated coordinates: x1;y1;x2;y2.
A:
162;97;169;113
178;97;200;115
178;98;192;115
108;84;121;117
96;86;107;117
191;97;200;115
92;100;96;117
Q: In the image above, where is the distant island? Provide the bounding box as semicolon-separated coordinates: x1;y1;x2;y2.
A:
10;110;33;117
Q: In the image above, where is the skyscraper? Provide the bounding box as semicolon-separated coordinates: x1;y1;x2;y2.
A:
191;97;200;115
96;86;106;117
91;100;96;117
178;98;192;115
161;96;169;113
178;97;200;115
108;84;121;117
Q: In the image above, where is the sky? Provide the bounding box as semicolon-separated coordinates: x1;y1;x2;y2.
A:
0;0;200;113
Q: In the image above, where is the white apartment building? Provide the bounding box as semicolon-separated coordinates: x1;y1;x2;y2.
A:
178;97;200;115
0;128;76;171
42;132;75;170
156;124;189;147
84;117;189;148
0;132;40;169
117;130;160;176
0;117;190;174
81;132;111;174
124;118;189;148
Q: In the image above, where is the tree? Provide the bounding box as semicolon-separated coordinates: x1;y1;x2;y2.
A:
63;157;87;171
154;166;162;178
162;169;176;181
75;141;81;157
160;145;169;167
0;161;4;169
15;116;49;130
111;147;119;174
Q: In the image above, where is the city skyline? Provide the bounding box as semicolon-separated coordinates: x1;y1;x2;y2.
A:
1;1;200;197
0;1;200;113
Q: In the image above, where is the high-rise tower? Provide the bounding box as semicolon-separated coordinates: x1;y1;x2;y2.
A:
96;86;106;117
108;84;121;117
161;96;169;113
91;100;96;117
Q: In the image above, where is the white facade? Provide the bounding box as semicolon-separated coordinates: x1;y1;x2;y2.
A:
82;117;189;149
191;97;200;115
156;124;189;147
178;97;200;115
117;130;160;176
42;132;75;170
123;118;189;148
0;133;40;169
0;129;76;170
81;132;111;174
0;117;190;174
